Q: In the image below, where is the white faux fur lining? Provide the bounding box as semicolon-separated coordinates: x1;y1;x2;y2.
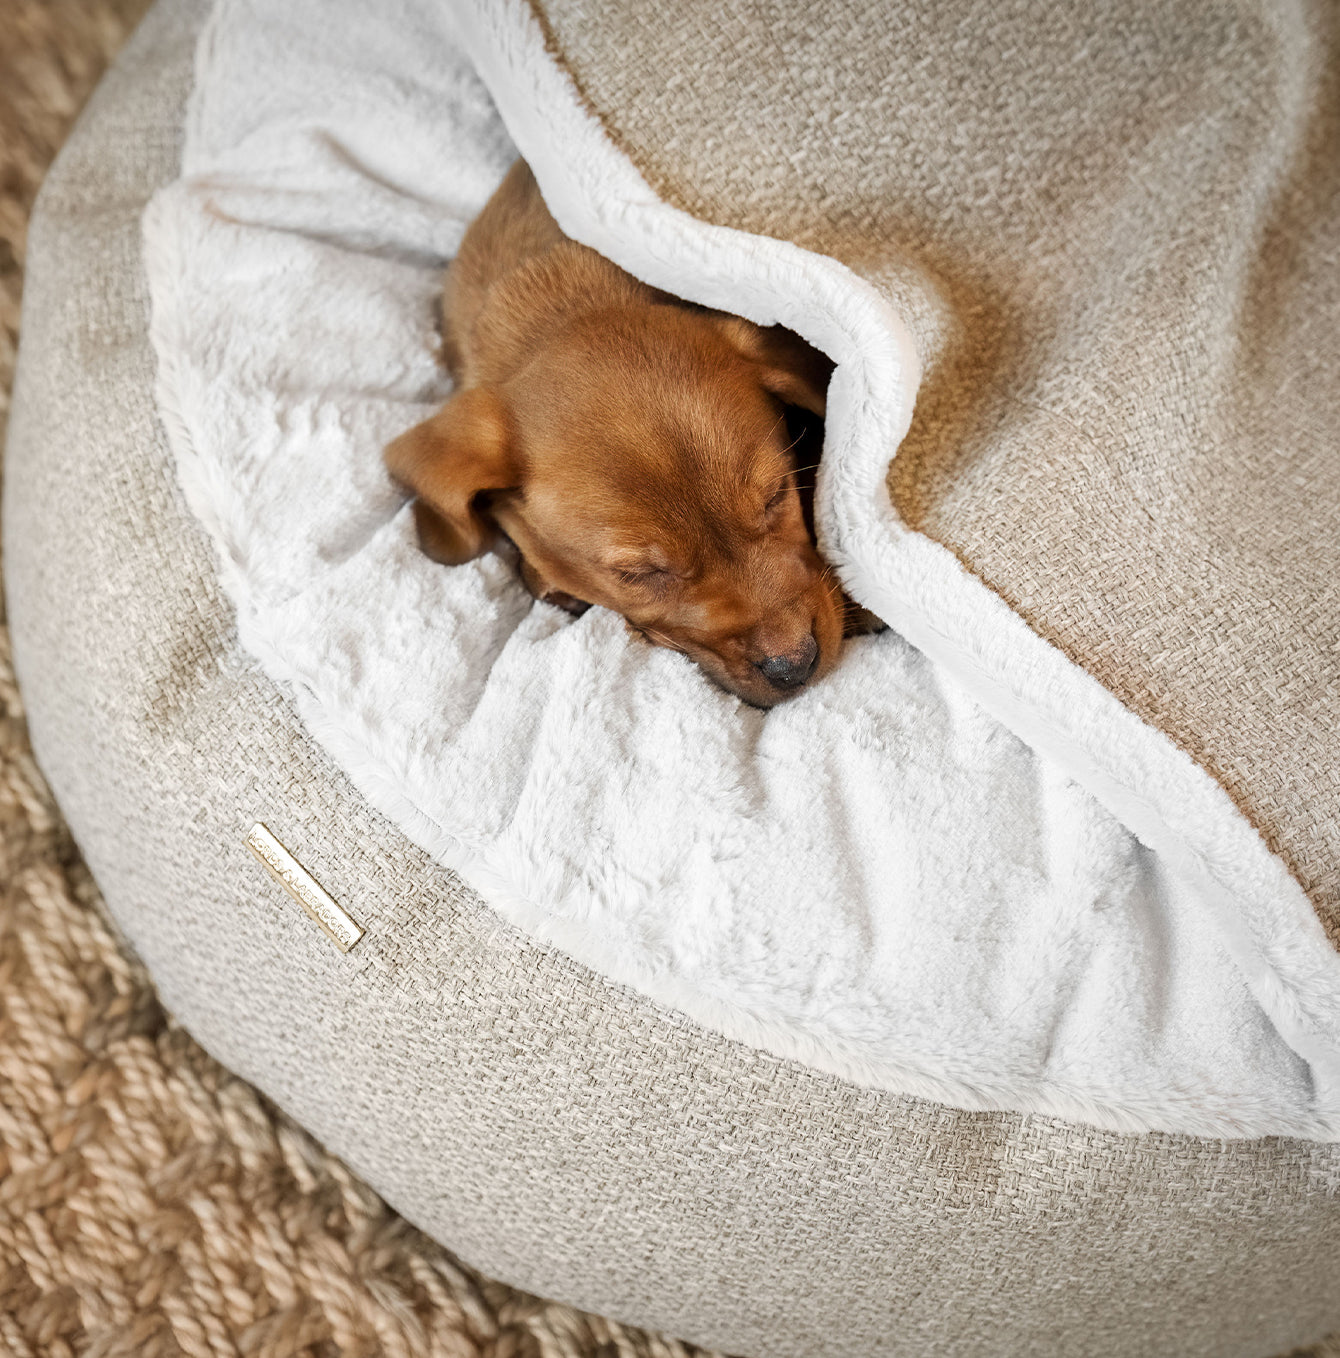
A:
453;0;1340;1086
445;0;1340;1112
138;0;1340;1141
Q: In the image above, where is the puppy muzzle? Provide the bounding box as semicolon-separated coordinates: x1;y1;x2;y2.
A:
753;633;819;692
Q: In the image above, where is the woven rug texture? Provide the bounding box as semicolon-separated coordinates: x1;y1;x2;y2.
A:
0;4;1334;1358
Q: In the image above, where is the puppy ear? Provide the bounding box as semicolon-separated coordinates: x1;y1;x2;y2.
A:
712;316;834;416
384;386;517;565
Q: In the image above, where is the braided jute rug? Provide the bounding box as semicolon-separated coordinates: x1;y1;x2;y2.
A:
0;6;1335;1358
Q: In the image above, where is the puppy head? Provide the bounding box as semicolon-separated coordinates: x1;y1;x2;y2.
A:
386;308;842;708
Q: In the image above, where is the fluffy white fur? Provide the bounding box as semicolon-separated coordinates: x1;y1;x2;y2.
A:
141;0;1340;1138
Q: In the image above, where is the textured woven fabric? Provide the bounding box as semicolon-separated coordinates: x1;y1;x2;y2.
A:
533;0;1340;943
0;5;720;1356
0;621;711;1358
5;1;1340;1355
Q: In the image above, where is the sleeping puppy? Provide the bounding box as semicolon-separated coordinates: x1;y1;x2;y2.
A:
386;159;876;708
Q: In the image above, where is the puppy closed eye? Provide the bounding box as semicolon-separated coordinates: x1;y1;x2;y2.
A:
764;477;792;517
613;565;671;588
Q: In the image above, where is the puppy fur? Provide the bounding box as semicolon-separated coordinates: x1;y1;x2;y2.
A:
386;160;871;707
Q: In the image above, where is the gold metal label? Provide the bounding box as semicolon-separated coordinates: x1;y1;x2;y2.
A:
245;822;364;953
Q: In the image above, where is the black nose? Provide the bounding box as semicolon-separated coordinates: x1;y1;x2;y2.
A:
754;634;819;691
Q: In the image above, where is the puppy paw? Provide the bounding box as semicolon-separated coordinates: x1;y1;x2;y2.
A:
541;589;591;617
513;551;590;615
842;597;888;637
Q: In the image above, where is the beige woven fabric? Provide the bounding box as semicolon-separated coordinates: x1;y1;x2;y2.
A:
0;5;716;1356
533;0;1340;941
5;1;1340;1355
0;0;152;446
0;643;718;1358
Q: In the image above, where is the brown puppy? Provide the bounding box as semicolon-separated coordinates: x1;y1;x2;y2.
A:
387;160;866;707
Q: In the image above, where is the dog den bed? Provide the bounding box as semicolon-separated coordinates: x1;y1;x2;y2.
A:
7;0;1340;1355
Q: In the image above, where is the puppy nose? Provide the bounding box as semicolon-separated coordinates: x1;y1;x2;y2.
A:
754;633;819;691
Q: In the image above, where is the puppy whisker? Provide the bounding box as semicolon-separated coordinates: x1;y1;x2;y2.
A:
781;428;808;458
639;627;685;653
